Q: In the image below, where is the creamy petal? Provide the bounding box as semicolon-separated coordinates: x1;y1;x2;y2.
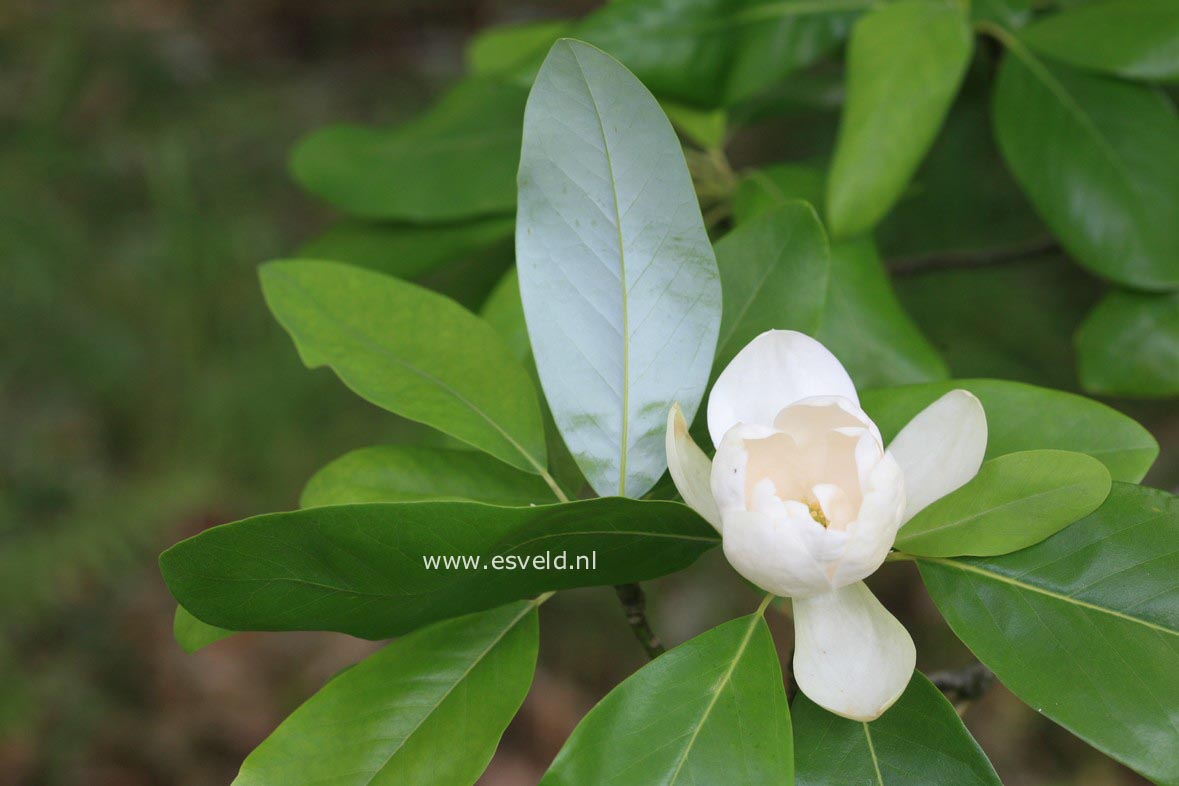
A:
707;330;859;448
886;389;987;524
665;403;722;532
830;449;906;588
722;508;839;598
710;422;778;515
792;582;916;721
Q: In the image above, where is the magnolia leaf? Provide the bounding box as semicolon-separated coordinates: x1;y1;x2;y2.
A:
570;0;856;108
919;483;1179;785
300;445;555;508
234;602;538;786
260;260;548;476
1020;0;1179;82
793;671;1001;786
896;449;1112;557
297;217;514;281
291;79;526;221
731;165;947;389
862;379;1158;483
173;605;233;654
1077;289;1179;398
540;611;792;785
713;201;830;374
517;40;721;497
826;1;973;237
466;19;570;80
160;498;717;639
993;47;1179;289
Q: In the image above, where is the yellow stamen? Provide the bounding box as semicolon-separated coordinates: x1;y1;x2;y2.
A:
807;499;830;528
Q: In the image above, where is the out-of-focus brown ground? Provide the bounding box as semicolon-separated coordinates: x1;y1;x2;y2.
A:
0;2;1168;784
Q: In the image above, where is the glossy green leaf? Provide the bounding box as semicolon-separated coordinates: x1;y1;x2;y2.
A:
571;0;857;108
173;605;233;654
826;1;973;238
894;256;1097;391
300;445;555;508
861;379;1158;483
794;671;1000;786
992;47;1179;289
160;497;717;639
731;165;947;389
260;260;547;475
1077;289;1179;398
1021;0;1179;82
817;238;949;388
733;164;824;224
713;202;830;373
896;450;1111;557
297;217;514;281
234;601;538;786
540;611;792;785
467;19;570;79
516;40;721;497
918;483;1179;785
723;1;857;105
291;79;526;221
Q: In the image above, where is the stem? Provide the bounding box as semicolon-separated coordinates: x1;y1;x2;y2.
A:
615;582;666;659
889;236;1061;277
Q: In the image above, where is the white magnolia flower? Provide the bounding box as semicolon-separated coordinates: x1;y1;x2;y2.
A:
666;330;987;721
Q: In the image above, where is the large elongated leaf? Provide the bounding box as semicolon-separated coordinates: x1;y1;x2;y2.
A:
516;40;721;497
540;610;792;785
713;202;829;373
234;601;538;786
918;483;1179;785
1020;0;1179;82
861;379;1158;483
291;79;527;221
826;1;973;238
1077;289;1179;397
732;165;947;388
297;216;515;281
793;671;1001;786
992;48;1179;289
300;445;555;508
260;260;547;476
895;449;1111;557
160;497;717;640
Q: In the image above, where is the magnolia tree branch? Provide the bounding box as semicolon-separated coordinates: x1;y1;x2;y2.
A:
614;582;665;659
889;236;1061;276
927;661;996;704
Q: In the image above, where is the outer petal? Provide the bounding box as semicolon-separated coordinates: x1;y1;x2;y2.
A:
886;389;987;524
829;449;906;588
707;330;859;448
792;582;916;721
665;403;722;532
721;509;840;598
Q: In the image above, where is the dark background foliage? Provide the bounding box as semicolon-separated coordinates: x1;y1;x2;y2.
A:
1;1;1172;784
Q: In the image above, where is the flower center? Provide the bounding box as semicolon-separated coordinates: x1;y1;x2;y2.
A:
806;499;830;528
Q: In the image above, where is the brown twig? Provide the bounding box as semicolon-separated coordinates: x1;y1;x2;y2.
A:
889;236;1061;277
614;582;665;659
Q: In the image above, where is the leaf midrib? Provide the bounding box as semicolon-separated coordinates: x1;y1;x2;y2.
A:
665;610;765;784
569;44;631;496
367;601;537;784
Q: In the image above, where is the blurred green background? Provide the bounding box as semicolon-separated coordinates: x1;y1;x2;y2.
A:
2;1;1173;784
